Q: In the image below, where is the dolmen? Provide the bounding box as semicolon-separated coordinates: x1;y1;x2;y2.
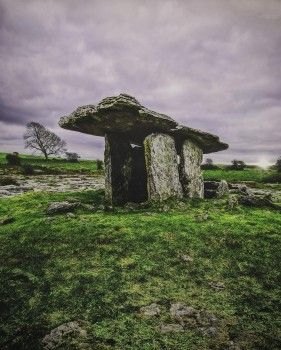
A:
59;94;228;205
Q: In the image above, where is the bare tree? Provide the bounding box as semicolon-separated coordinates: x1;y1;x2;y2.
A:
24;122;67;160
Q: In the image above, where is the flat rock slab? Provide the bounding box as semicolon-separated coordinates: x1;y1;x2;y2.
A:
0;175;104;198
59;94;177;146
46;201;80;215
59;93;228;153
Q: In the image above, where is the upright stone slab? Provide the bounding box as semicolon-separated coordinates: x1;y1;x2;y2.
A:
180;139;204;198
144;133;183;201
104;133;132;205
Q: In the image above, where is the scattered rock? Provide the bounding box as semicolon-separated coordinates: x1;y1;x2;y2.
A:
42;321;87;350
66;212;76;218
239;193;279;209
140;303;161;316
225;340;241;350
195;310;218;327
194;212;209;222
170;303;197;319
0;216;15;225
198;326;217;337
204;180;229;198
81;204;96;212
229;183;249;195
159;323;184;333
97;204;105;211
217;180;229;198
180;254;194;262
46;201;80;215
227;195;239;209
104;205;114;212
208;281;225;290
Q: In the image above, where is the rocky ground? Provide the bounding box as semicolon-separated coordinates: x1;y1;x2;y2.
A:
0;174;104;197
1;174;281;205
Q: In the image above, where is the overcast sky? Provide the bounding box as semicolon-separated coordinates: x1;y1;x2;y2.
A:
0;0;280;163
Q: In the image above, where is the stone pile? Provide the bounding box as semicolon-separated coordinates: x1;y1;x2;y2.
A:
59;93;228;205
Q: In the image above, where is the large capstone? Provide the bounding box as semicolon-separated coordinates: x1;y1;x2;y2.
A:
59;93;228;153
104;133;132;205
144;133;183;201
180;139;204;198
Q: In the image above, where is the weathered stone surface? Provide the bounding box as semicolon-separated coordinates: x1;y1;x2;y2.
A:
180;139;203;198
159;323;184;333
140;303;161;316
59;93;228;153
104;133;132;205
144;133;183;201
227;195;239;209
217;180;229;197
42;321;87;350
170;303;197;318
46;201;79;215
59;94;177;146
204;180;229;198
171;125;228;154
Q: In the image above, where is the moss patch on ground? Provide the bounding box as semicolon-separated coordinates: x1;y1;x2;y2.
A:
0;190;280;349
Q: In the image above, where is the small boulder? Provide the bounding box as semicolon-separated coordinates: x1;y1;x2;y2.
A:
46;201;79;215
159;323;184;333
170;303;197;319
217;180;229;198
227;195;239;209
204;180;229;198
140;303;161;316
239;193;279;210
66;212;76;218
42;321;87;350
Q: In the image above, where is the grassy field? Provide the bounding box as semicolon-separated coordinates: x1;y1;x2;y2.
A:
1;152;280;184
202;168;277;183
0;153;99;174
0;190;280;349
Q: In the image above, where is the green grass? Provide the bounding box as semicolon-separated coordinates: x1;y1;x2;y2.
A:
0;191;280;349
0;152;99;174
203;168;278;183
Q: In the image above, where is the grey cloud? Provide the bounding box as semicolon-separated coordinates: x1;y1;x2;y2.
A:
0;0;280;163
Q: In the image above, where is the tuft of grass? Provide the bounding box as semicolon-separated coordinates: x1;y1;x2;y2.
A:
0;190;280;349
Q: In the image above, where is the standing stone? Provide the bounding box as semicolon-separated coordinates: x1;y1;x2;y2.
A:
180;140;204;198
104;133;132;205
144;133;182;201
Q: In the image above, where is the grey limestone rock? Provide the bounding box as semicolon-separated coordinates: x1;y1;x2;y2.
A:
144;133;183;201
46;201;79;215
42;321;87;350
159;323;184;333
59;93;228;153
180;139;204;198
140;303;161;316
